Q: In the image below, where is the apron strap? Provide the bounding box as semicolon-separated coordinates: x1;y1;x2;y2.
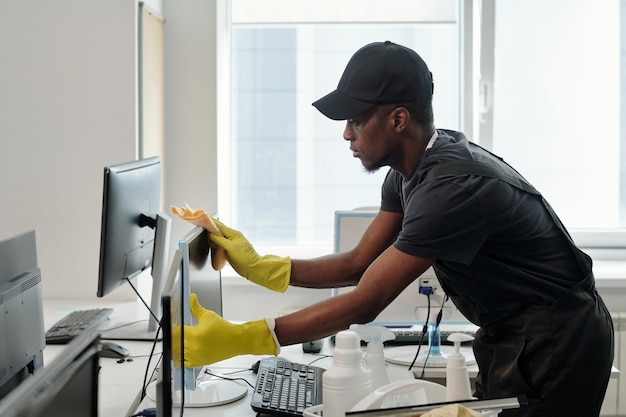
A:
425;160;592;275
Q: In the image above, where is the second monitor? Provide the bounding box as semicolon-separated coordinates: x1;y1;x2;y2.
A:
333;209;469;325
97;156;171;341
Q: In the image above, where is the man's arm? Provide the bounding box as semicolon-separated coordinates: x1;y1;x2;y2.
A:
275;242;435;346
289;209;405;288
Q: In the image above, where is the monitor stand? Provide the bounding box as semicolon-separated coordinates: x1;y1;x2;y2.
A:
175;376;248;407
145;374;248;408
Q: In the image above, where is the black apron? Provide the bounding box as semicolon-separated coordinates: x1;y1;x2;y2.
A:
426;161;615;417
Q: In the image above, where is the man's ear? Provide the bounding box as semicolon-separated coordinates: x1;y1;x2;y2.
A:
393;107;410;132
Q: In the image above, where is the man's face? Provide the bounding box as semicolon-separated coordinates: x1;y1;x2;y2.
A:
343;106;396;173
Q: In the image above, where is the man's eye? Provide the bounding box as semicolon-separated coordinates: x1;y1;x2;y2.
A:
348;118;357;125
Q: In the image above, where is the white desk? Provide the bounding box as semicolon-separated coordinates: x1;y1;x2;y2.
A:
42;299;619;417
135;339;416;417
43;299;162;417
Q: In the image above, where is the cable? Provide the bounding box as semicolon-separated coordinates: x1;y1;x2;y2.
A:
99;320;148;333
307;355;333;366
125;277;160;324
418;295;446;379
203;368;255;389
408;294;431;372
122;277;164;401
139;327;162;400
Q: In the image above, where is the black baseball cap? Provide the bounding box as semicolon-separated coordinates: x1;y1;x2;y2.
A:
312;41;433;121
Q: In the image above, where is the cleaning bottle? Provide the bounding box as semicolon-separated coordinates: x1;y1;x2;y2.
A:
323;329;374;417
445;332;474;402
349;324;396;389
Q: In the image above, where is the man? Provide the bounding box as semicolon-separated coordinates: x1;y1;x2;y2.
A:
175;41;614;416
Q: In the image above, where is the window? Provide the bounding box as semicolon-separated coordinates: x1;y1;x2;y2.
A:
226;0;465;256
222;0;626;258
489;0;624;230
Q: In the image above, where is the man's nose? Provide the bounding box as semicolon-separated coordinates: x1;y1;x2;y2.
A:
343;124;353;141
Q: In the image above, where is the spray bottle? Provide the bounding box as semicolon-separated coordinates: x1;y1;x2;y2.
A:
445;332;474;402
323;330;373;417
349;324;396;389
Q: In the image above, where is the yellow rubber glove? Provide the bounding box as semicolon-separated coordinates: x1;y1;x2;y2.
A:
171;204;290;292
182;293;280;367
209;217;291;292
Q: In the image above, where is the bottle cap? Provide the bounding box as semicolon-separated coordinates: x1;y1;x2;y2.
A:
446;333;474;366
333;330;364;365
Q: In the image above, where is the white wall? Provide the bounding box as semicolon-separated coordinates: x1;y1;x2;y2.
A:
161;0;220;250
161;0;330;320
0;1;138;300
0;0;325;319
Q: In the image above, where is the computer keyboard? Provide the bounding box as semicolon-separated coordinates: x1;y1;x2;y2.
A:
45;308;113;344
329;327;475;346
251;357;325;417
387;328;475;345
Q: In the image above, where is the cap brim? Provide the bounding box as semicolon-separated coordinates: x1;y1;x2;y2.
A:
312;90;375;121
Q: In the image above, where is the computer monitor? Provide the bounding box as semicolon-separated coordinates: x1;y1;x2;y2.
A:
97;156;171;341
0;230;45;401
179;226;223;318
333;210;476;368
0;331;100;417
333;209;458;324
177;225;247;406
154;249;183;417
150;235;247;414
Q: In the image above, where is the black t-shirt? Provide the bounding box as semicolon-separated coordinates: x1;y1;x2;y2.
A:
380;129;584;329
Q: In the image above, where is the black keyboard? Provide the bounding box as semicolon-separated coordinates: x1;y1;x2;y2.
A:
251;357;325;417
329;328;475;346
387;328;475;345
45;308;113;344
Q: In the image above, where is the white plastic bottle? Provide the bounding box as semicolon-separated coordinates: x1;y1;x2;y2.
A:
349;324;396;389
323;330;374;417
445;333;474;402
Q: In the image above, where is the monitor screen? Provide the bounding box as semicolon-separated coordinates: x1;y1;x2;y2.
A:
97;156;171;341
0;331;100;417
179;226;223;319
149;227;247;413
147;226;248;410
176;226;246;406
333;210;467;325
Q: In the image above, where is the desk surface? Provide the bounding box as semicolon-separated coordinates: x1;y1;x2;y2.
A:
135;340;417;417
43;298;162;417
42;298;619;417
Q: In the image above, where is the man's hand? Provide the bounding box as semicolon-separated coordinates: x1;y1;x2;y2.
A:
172;204;291;292
182;293;279;367
209;217;291;292
170;204;227;270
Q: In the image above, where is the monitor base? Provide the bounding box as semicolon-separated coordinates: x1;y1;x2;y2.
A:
175;377;248;408
145;376;248;409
